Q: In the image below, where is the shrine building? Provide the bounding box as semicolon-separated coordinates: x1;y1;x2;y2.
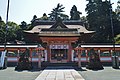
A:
24;19;94;63
0;19;120;67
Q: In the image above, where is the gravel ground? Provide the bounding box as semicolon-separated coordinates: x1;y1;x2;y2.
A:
78;67;120;80
0;66;120;80
0;67;42;80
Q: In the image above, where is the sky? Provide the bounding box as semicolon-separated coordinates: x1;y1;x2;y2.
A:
0;0;118;24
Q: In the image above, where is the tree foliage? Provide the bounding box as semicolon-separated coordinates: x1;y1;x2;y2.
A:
0;19;21;43
19;21;28;30
33;15;37;20
0;16;2;21
1;1;120;44
85;0;114;43
114;0;120;44
0;20;6;43
7;22;20;41
40;13;48;20
116;0;120;21
48;3;69;20
70;5;82;20
115;34;120;44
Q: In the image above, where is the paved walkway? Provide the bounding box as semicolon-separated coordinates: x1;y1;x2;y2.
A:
35;67;85;80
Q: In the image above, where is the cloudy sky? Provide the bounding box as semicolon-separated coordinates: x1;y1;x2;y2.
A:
0;0;118;24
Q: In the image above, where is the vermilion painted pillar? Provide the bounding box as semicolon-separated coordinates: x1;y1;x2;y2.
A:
85;50;88;62
30;49;32;62
48;45;50;62
110;50;113;60
68;41;72;62
17;49;20;63
47;42;50;62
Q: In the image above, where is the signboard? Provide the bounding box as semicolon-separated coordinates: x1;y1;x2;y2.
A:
50;45;69;49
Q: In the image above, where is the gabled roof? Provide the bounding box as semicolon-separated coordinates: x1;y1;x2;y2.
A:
24;19;95;37
49;18;68;29
40;18;79;32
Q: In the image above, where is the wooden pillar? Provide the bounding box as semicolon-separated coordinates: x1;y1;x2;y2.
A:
38;49;41;68
85;50;88;62
30;49;32;62
43;50;45;61
17;49;20;63
78;49;81;68
68;41;72;62
110;50;113;61
47;42;50;62
16;49;20;65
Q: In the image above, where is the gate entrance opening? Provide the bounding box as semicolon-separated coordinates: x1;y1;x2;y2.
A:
51;49;68;63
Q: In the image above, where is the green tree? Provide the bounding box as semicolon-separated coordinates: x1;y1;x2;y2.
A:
40;13;48;20
86;0;103;30
48;3;68;20
31;15;37;27
115;34;120;44
0;16;2;21
31;15;37;22
70;5;82;20
113;0;120;36
19;21;28;30
0;19;5;43
116;0;120;21
7;22;20;42
0;20;21;43
80;16;88;29
33;15;37;20
86;0;113;43
59;14;69;20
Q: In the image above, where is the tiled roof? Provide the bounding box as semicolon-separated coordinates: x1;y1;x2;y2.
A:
25;25;95;34
25;19;95;37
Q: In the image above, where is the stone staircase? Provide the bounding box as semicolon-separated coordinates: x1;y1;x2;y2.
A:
42;62;78;67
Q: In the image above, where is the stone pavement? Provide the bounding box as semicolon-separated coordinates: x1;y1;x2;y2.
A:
35;67;85;80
